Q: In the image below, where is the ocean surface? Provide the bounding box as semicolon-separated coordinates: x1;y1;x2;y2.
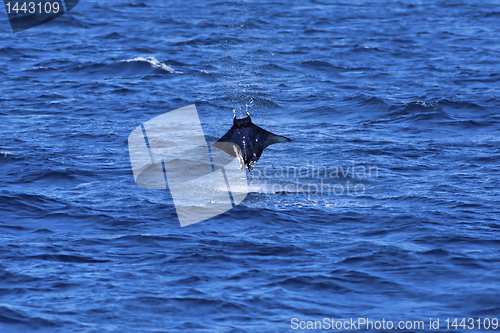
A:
0;0;499;331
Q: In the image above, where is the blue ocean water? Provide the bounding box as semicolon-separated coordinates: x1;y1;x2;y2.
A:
0;0;499;331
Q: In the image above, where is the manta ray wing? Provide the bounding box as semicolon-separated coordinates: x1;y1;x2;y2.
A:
247;123;291;163
251;123;292;148
213;129;242;158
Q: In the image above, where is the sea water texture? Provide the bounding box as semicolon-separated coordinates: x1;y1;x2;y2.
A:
0;0;499;332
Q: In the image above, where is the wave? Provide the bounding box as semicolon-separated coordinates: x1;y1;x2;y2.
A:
386;101;448;121
0;192;69;217
28;254;110;263
300;60;343;73
0;47;26;58
65;57;180;79
126;1;148;8
258;63;289;72
403;99;494;123
0;305;57;328
122;57;177;73
445;120;489;129
343;93;389;110
98;32;125;40
17;169;77;184
481;11;500;18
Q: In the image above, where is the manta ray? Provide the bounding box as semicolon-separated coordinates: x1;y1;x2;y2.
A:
213;113;291;171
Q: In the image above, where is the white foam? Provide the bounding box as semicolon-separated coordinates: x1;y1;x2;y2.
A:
122;56;181;74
